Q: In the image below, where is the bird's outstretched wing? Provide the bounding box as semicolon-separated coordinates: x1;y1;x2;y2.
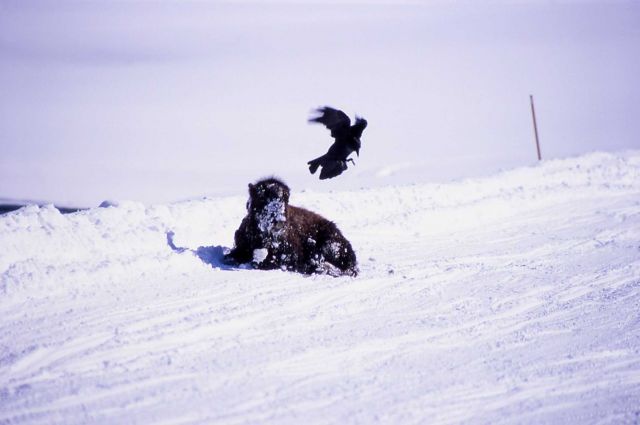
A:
308;107;351;139
351;116;368;138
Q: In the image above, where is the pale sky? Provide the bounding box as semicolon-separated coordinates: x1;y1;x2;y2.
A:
1;1;639;205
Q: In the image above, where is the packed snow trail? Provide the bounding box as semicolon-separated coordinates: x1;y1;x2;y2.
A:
1;152;639;424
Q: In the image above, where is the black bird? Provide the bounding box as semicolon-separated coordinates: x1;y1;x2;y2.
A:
307;106;367;180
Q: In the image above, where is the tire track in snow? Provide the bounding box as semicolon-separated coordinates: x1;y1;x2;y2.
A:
1;152;639;424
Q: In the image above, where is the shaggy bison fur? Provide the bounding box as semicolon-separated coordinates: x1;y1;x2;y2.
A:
224;177;358;277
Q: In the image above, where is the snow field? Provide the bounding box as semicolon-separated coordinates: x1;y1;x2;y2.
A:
1;151;639;424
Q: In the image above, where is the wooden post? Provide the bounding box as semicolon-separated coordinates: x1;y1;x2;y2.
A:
530;95;542;161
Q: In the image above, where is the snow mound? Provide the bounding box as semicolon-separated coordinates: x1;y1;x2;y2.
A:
1;151;639;424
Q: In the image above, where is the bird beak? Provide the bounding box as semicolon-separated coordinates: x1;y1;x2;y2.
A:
356;149;360;157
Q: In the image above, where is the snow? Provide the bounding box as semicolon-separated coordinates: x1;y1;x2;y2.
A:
256;198;287;235
1;151;640;424
253;248;269;265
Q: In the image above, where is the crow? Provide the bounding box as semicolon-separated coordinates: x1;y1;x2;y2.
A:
307;106;367;180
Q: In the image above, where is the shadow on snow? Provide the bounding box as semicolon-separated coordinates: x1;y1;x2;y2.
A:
166;231;239;271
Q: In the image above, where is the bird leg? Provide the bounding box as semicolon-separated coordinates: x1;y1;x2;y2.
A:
346;158;356;166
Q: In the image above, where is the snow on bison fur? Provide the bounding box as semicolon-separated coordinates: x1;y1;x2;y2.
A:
224;177;358;277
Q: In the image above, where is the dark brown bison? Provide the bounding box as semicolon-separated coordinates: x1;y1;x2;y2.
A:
224;177;358;277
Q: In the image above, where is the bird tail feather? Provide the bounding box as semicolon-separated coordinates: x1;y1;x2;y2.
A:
307;157;322;174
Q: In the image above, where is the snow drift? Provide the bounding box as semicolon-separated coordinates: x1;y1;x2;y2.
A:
1;151;639;424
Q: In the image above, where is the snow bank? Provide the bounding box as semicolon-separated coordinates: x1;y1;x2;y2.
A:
1;151;639;424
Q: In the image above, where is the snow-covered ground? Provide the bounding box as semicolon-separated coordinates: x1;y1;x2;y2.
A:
1;151;639;424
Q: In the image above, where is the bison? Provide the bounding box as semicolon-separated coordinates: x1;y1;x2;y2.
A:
224;177;358;277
